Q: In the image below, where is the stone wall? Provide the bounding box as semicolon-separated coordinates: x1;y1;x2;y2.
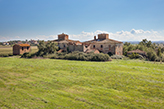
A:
98;34;109;40
58;34;68;40
19;47;31;54
89;43;123;55
58;43;68;50
68;45;84;52
115;44;123;55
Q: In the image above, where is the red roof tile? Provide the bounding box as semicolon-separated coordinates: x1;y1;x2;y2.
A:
18;44;30;47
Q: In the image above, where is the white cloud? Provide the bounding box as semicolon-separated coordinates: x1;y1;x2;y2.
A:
130;29;151;34
69;29;164;41
0;36;25;42
0;36;8;40
1;29;164;42
15;36;20;38
69;30;110;41
35;35;57;40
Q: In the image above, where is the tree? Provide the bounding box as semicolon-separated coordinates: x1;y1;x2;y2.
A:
157;47;162;57
147;41;152;47
37;41;58;56
37;40;46;52
124;42;131;46
123;46;128;56
128;45;135;51
139;39;148;46
139;45;144;51
161;47;164;53
147;50;157;61
45;41;58;54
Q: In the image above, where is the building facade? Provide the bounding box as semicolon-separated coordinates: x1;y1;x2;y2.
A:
54;33;123;55
83;33;123;55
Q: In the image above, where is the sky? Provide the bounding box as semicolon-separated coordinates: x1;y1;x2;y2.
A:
0;0;164;42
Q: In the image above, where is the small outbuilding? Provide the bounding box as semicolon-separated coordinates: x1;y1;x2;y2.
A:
13;44;31;55
127;49;146;56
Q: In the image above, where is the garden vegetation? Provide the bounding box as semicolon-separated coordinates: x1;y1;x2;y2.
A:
124;39;164;62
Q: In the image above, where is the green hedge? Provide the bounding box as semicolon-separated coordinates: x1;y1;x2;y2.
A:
111;55;125;59
21;51;111;61
0;53;13;57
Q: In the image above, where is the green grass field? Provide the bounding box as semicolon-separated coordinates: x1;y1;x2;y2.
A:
0;46;38;55
0;58;163;108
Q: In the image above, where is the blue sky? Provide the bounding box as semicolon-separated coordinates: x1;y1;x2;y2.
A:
0;0;164;42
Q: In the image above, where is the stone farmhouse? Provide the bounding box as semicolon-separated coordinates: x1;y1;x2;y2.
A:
13;44;31;55
53;33;123;55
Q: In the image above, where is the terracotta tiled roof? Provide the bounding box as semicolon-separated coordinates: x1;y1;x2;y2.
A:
18;44;30;47
127;49;146;54
83;38;123;44
54;39;82;45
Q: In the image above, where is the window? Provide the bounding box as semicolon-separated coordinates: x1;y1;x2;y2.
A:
101;45;103;48
64;44;65;48
22;47;24;50
93;45;95;48
27;47;29;50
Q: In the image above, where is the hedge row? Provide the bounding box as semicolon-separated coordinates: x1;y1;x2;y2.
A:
0;53;14;57
21;51;111;61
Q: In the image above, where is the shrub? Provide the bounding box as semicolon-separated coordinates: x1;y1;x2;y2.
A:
0;54;11;57
162;56;164;62
111;55;125;59
64;52;110;61
43;54;57;59
36;51;45;56
128;53;145;60
155;57;161;62
147;51;158;61
64;52;88;61
137;55;144;60
8;53;13;56
3;54;8;57
21;50;111;62
21;52;35;58
90;53;110;61
107;52;113;56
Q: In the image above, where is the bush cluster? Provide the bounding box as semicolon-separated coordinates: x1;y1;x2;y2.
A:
21;52;35;58
128;53;144;60
22;51;111;61
124;39;164;61
0;53;13;57
111;55;125;59
64;52;110;61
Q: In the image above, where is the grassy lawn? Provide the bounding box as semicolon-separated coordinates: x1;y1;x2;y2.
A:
0;46;38;55
0;58;163;108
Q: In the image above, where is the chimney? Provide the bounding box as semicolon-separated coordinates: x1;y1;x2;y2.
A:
94;36;96;40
